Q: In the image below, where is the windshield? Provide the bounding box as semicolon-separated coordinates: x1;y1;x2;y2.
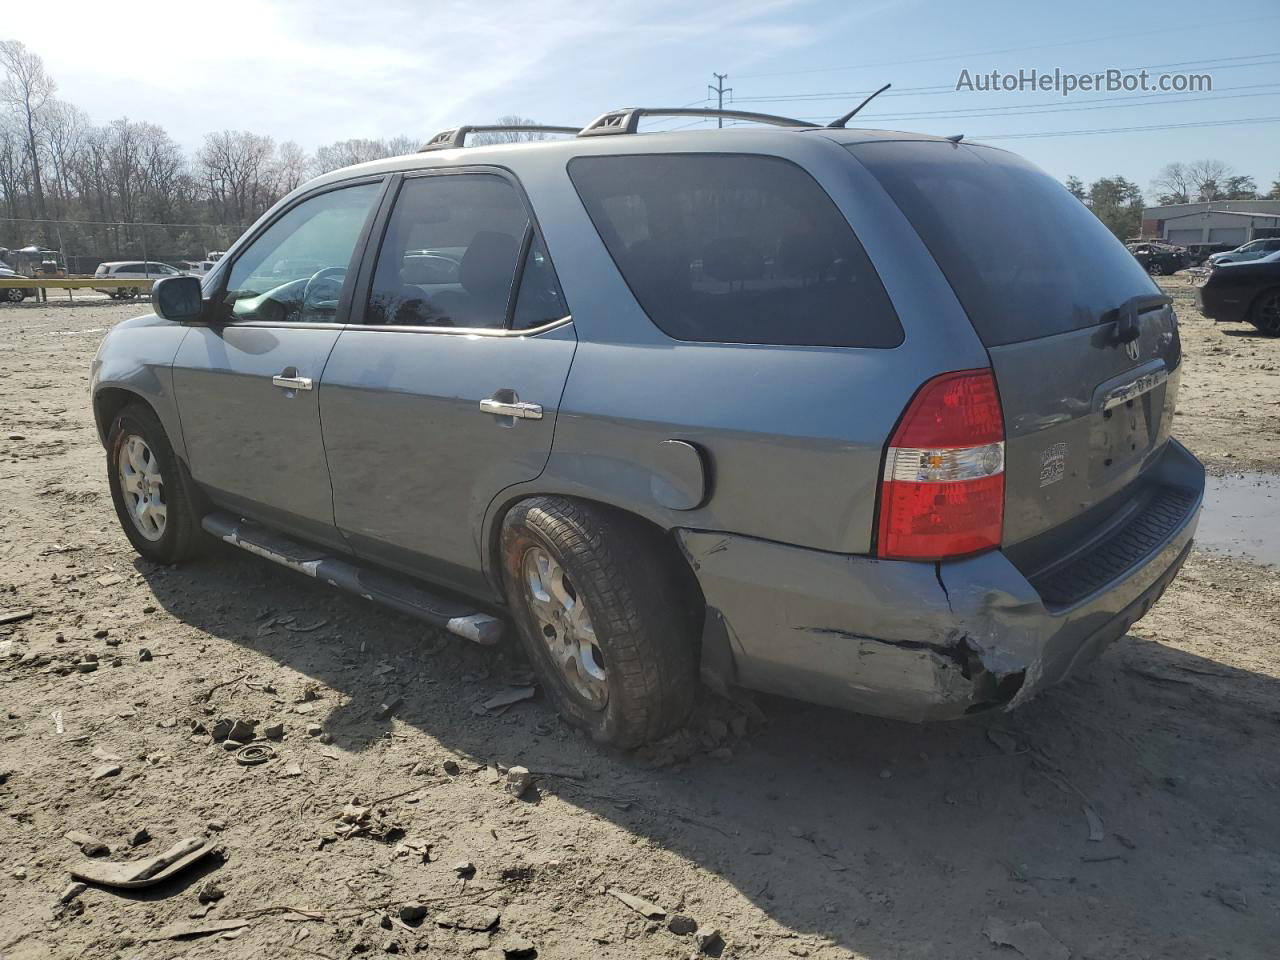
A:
849;140;1159;347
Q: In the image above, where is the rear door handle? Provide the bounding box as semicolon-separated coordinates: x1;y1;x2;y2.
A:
479;398;543;420
272;371;313;391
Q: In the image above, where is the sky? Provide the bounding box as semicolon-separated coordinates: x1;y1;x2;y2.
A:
5;0;1279;196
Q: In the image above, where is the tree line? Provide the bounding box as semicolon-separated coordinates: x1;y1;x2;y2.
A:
1063;161;1279;241
0;39;549;265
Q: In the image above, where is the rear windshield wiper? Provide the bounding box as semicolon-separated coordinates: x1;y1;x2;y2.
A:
1103;293;1171;343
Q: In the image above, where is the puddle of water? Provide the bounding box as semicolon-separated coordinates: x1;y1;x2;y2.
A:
1198;472;1280;567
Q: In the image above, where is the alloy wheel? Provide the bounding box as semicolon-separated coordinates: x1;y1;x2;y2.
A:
117;435;167;541
521;545;608;708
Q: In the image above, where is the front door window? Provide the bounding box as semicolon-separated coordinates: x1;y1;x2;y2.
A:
221;182;381;324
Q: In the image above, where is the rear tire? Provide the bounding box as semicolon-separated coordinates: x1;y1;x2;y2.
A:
106;404;206;564
499;497;698;747
1249;288;1280;336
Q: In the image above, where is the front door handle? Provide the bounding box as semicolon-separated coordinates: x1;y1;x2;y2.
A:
479;398;542;420
272;369;313;391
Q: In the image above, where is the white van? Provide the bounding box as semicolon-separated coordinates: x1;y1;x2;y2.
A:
93;261;183;299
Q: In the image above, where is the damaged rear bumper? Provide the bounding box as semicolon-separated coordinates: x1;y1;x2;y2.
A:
677;440;1203;723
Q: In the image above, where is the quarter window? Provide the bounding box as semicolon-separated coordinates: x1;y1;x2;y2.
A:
568;154;902;347
221;181;381;324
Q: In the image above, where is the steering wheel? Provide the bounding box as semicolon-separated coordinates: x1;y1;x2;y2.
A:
301;266;347;317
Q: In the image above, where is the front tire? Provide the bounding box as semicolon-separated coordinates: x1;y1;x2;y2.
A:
1249;288;1280;336
106;404;205;564
500;497;698;747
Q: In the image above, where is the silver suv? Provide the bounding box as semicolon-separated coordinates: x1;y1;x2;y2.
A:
91;110;1204;746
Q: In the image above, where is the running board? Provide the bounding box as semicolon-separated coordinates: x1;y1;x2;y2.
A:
201;513;503;645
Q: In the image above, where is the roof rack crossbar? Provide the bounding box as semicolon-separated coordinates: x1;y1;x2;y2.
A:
419;125;582;152
578;107;809;137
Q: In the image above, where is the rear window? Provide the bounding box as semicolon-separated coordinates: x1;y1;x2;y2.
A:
850;141;1158;347
568;154;902;348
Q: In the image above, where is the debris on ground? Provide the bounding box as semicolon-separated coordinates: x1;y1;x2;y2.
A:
983;916;1071;960
0;609;35;625
695;925;725;955
196;881;224;904
668;914;698;935
69;838;216;890
127;827;152;847
90;764;121;781
475;686;536;716
142;917;252;943
606;887;666;920
505;766;534;798
398;903;428;925
376;697;404;720
436;905;500;932
334;802;402;841
65;830;109;857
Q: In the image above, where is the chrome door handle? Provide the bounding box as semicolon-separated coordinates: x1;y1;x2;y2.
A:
272;374;313;391
479;398;543;420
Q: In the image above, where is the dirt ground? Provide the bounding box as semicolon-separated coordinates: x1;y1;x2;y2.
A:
1;278;1278;960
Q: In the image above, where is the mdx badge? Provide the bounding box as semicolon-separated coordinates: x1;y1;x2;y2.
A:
1038;442;1067;487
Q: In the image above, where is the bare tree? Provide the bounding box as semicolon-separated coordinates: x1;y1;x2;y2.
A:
274;141;310;194
1151;162;1192;205
1187;159;1233;202
469;115;561;145
198;130;277;225
0;41;55;224
40;99;88;214
311;137;404;175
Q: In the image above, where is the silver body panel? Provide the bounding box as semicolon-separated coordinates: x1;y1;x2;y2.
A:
91;125;1205;722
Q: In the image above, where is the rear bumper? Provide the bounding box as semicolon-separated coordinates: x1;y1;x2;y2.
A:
678;438;1204;722
1195;285;1246;323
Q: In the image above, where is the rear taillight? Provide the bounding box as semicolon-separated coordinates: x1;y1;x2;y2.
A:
876;368;1005;561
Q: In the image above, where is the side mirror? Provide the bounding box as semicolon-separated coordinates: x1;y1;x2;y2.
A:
152;275;206;323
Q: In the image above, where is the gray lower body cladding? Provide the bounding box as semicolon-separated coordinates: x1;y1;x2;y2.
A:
678;440;1203;722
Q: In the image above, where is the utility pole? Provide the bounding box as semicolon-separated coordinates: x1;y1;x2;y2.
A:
709;72;732;127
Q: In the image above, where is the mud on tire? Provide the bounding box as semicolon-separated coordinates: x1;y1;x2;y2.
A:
499;497;699;748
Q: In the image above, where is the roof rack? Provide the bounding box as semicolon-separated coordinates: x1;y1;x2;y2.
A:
419;124;581;152
578;107;809;137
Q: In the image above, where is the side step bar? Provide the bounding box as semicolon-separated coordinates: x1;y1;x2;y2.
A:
201;513;503;645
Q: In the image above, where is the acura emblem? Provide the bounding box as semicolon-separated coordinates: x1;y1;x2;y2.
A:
1125;339;1140;361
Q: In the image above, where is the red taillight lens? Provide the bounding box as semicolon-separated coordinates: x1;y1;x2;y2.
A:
876;369;1005;561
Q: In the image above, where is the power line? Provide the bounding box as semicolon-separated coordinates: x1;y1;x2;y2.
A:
731;53;1280;105
733;14;1280;79
847;86;1280;124
975;114;1280;141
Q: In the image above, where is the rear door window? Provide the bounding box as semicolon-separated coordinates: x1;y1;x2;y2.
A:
568;154;902;348
366;173;549;329
849;140;1158;346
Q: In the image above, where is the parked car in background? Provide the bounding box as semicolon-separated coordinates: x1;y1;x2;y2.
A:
91;118;1204;745
1127;242;1188;276
179;260;218;277
1208;237;1280;267
1195;250;1280;334
93;261;184;299
1183;242;1235;266
0;263;38;303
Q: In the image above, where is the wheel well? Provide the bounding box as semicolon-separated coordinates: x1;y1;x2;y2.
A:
93;387;154;446
1249;286;1280;316
489;494;707;628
